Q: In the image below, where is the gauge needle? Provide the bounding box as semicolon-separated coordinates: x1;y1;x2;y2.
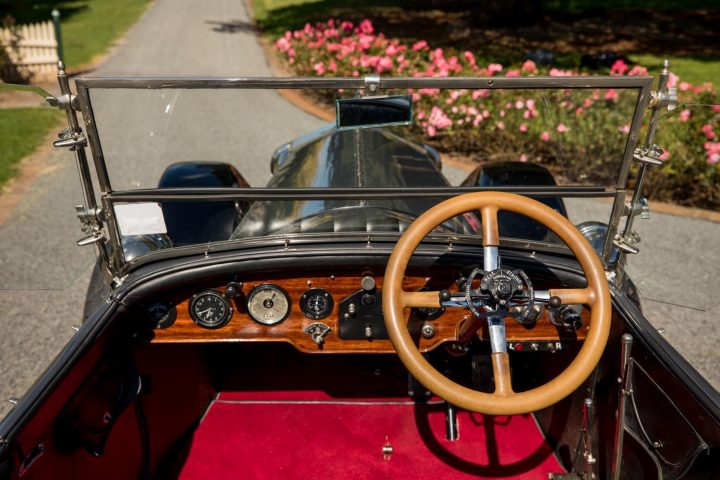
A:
197;307;214;319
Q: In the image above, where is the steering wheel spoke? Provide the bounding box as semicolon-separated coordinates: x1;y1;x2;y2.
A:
480;205;500;247
548;288;596;306
491;352;514;396
401;290;441;308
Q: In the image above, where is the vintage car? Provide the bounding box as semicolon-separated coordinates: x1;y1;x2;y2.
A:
0;65;718;479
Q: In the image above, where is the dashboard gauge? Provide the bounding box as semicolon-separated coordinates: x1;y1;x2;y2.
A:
146;301;177;329
300;288;334;320
190;290;232;329
247;284;291;325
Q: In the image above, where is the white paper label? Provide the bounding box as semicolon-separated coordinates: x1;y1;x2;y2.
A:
115;202;167;236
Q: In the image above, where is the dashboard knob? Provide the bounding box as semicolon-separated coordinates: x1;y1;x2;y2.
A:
361;276;376;292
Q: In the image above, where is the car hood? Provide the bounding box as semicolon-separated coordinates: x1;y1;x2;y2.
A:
232;126;464;237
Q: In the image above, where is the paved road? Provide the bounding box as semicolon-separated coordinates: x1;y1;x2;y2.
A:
1;0;718;420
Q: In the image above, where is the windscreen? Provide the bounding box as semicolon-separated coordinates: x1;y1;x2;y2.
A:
84;84;639;262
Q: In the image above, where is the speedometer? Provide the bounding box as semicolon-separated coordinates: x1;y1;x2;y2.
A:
246;284;291;325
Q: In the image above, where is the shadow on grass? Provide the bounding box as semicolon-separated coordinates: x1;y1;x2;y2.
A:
0;1;89;25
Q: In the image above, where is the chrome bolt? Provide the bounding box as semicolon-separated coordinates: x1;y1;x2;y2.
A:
421;323;435;339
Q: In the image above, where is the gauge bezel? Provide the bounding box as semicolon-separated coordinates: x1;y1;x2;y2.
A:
299;288;334;320
246;284;292;325
189;289;233;329
145;301;177;329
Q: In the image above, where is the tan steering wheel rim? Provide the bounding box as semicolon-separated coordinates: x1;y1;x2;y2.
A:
383;192;611;415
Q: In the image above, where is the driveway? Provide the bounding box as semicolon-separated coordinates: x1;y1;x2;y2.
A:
0;0;717;419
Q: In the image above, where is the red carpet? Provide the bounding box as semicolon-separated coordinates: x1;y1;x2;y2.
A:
178;391;564;479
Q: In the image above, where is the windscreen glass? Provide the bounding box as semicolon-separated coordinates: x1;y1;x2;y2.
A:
85;85;638;261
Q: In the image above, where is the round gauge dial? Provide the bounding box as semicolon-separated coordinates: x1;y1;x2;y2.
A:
247;284;291;325
146;301;177;329
189;290;232;329
299;288;334;320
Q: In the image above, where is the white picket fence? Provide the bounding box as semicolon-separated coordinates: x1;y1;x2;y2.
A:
0;20;58;81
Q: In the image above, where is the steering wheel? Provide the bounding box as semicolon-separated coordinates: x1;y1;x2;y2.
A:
383;192;611;415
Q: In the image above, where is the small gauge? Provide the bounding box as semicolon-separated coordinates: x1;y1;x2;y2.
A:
146;301;177;329
247;284;291;325
190;290;233;329
300;288;334;320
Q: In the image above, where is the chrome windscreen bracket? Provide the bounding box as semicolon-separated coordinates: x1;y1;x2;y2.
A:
616;59;676;257
363;74;380;96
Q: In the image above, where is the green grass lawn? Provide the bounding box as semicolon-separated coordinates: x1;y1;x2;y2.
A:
0;108;62;188
630;55;720;86
1;0;151;69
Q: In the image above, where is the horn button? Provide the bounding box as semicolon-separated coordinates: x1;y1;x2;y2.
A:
480;269;523;307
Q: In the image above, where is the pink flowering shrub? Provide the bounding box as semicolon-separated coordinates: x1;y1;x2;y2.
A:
275;19;720;208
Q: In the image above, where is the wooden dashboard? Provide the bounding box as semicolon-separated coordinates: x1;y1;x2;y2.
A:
148;274;589;353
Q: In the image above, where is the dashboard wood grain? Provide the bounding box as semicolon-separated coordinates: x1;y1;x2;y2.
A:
149;275;589;353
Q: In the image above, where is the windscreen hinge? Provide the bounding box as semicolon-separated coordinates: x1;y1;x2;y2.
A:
632;144;664;166
54;128;87;150
75;205;106;247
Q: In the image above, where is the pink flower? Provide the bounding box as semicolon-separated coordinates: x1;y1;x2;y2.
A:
540;131;550;142
705;142;720;165
496;121;505;130
385;44;398;57
659;150;671;161
505;69;521;77
521;60;537;73
340;21;354;32
575;107;584;115
515;100;525;110
313;61;325;75
556;123;569;133
667;72;679;88
604;89;618;101
679;81;692;92
428;106;453;130
678;109;691;122
412;40;428;51
610;59;628;75
275;36;291;52
482;110;490;118
519;154;528;162
427;125;436;137
357;19;374;35
519;123;528;132
487;63;503;75
701;124;716;139
463;51;476;66
526;99;536;110
627;65;648;76
618;125;630;135
376;56;393;73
